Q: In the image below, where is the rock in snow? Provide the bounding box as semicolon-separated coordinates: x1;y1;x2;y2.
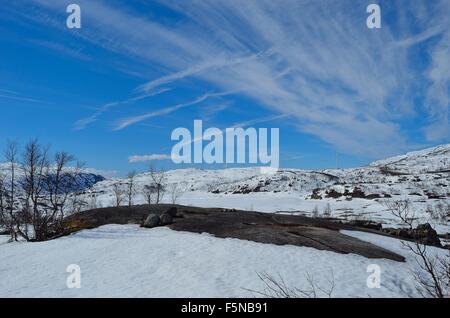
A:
142;214;160;228
159;213;173;225
165;207;178;217
382;223;442;247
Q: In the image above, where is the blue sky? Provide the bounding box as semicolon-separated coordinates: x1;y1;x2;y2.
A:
0;0;449;176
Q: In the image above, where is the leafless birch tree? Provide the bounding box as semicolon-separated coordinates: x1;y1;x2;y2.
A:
149;166;167;204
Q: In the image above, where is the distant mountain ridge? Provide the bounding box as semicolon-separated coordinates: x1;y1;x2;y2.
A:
0;163;105;193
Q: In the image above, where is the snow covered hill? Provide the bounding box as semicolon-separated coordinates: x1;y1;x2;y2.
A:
370;144;450;174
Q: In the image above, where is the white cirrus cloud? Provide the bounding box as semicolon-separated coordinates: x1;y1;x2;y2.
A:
128;154;172;163
74;87;172;131
113;91;233;131
22;0;450;158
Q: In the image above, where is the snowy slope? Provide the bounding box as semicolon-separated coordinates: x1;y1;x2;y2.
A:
0;224;444;298
370;144;450;174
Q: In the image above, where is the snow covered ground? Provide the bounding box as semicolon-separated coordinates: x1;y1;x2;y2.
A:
0;224;446;298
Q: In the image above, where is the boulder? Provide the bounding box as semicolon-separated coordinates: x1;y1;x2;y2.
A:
325;189;342;199
165;207;178;217
351;187;366;198
415;223;441;247
142;214;160;228
383;223;442;247
365;194;382;199
159;213;173;225
348;220;382;231
311;189;322;200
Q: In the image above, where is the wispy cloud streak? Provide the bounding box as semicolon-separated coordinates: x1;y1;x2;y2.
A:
113;91;232;131
0;89;43;104
128;154;171;163
74;87;172;130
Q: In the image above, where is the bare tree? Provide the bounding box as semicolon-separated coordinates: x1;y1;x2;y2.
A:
126;171;137;207
143;184;156;205
323;203;332;218
149;166;167;204
385;199;415;229
20;139;52;241
0;173;4;209
112;183;125;207
386;200;450;298
312;205;319;218
408;241;450;298
87;192;99;210
169;183;183;204
67;162;88;215
68;191;87;214
246;271;335;298
1;142;19;241
0;140;87;241
45;152;76;233
0;172;6;231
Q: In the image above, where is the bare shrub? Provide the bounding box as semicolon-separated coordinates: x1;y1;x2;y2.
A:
408;242;450;298
246;271;335;298
323;203;332;218
384;199;415;228
434;203;449;224
426;204;436;220
206;182;218;193
312;205;319;218
386;200;450;298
